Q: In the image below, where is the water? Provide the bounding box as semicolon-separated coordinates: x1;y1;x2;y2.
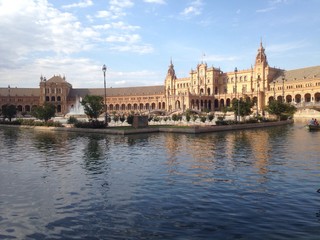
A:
0;124;320;239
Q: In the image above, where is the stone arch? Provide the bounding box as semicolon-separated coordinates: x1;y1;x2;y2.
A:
220;99;225;107
214;99;219;108
25;105;31;112
17;105;23;112
277;96;283;102
305;93;311;102
175;100;181;109
226;98;231;107
286;95;292;103
268;96;274;103
208;100;212;110
295;94;301;103
315;92;320;102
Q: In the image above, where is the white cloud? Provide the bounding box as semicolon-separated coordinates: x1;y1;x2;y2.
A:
181;0;203;16
106;34;141;43
62;0;93;9
0;0;99;65
110;0;134;8
256;0;288;13
110;70;162;87
96;10;113;18
144;0;166;4
110;44;154;54
256;7;275;13
95;0;134;20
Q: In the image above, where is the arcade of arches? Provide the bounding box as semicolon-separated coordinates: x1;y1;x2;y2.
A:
1;43;320;116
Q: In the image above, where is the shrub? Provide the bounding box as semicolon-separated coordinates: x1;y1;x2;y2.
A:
125;115;133;125
67;116;79;124
186;114;191;122
74;120;105;128
172;114;178;122
200;116;207;123
120;115;126;123
192;115;198;122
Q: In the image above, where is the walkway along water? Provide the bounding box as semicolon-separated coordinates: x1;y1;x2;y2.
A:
0;119;294;135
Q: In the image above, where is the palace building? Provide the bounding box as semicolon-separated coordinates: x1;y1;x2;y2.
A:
1;42;320;117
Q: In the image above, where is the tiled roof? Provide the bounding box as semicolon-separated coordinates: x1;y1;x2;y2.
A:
69;85;165;97
0;88;39;96
275;65;320;82
46;75;69;84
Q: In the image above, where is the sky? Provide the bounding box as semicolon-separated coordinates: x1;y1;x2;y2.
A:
1;0;320;89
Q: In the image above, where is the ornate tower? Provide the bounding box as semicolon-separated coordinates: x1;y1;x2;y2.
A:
254;41;269;113
165;59;177;111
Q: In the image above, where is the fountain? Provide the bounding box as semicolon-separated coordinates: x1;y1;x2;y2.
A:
65;96;87;118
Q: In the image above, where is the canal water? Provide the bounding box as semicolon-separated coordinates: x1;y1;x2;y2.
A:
0;124;320;239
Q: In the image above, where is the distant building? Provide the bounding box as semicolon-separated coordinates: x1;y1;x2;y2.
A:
1;42;320;117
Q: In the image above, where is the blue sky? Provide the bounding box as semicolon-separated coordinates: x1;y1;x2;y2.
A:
0;0;320;88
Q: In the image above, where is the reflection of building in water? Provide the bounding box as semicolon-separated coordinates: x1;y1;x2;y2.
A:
245;131;271;176
2;41;320;116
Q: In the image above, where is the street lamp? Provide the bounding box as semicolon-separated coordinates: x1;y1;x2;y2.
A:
282;74;286;103
257;74;260;116
272;80;276;100
102;64;108;126
234;67;240;122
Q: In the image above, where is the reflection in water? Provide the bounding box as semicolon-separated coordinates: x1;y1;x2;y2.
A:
162;126;293;185
1;124;320;239
82;134;109;174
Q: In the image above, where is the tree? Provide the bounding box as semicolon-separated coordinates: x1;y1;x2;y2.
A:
231;98;254;121
81;95;104;120
2;104;17;122
265;100;297;120
208;114;214;122
31;103;55;122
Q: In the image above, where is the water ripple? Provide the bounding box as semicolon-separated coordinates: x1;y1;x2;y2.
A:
1;125;320;239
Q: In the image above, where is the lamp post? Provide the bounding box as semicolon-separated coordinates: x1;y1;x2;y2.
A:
272;80;276;100
282;74;286;103
234;67;240;122
102;64;108;126
257;74;260;116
